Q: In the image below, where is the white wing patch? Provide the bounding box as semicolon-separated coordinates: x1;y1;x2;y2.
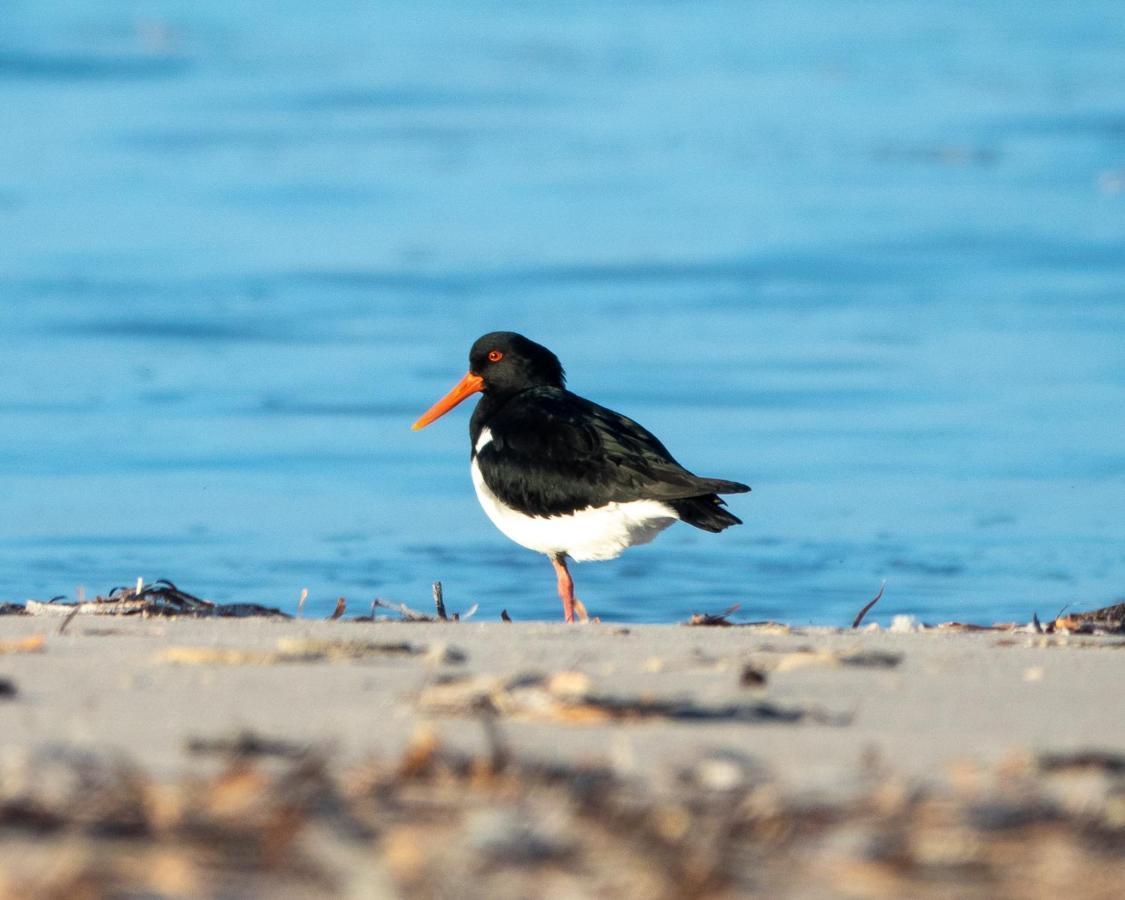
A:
474;426;493;454
470;457;679;561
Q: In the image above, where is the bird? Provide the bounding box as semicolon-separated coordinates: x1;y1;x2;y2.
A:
412;332;750;622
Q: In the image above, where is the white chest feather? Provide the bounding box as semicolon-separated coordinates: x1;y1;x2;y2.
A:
469;448;679;562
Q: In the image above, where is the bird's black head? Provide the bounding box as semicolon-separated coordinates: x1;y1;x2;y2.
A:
468;332;566;397
412;332;565;431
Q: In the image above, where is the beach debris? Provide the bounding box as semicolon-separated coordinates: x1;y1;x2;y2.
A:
685;603;741;626
1052;601;1125;634
687;753;757;792
851;581;886;629
22;579;290;619
329;597;346;620
767;648;902;672
0;734;1121;899
423;642;468;665
57;605;80;635
500;609;512;622
0;635;45;655
0;678;15;699
370;595;478;623
416;671;847;725
1037;751;1125;775
889;615;923;633
371;599;434;622
186;730;310;760
739;664;767;688
297;588;308;617
433;582;447;620
154;637;463;667
681;606;790;631
0;603;26;616
935;622;1003;632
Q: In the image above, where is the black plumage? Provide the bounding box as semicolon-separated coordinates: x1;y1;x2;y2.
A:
463;332;748;525
471;384;749;527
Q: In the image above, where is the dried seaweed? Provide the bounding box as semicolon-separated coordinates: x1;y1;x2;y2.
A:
416;671;848;725
1038;750;1125;775
768;648;903;671
22;579;290;620
370;596;478;623
186;730;310;760
371;599;435;622
1052;601;1125;634
154;636;460;667
685;603;741;626
0;734;1122;900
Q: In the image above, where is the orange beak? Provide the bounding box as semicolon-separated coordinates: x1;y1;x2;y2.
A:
412;371;484;430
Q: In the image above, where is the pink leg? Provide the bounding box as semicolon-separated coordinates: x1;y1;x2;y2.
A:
550;554;587;623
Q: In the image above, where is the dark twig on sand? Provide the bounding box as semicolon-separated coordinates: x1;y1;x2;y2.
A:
851;580;886;629
186;730;309;760
58;606;80;635
433;582;448;621
1038;750;1125;775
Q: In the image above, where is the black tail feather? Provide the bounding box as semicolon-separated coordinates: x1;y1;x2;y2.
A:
669;494;745;533
698;478;751;495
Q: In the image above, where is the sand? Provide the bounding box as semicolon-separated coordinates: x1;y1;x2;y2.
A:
1;615;1123;897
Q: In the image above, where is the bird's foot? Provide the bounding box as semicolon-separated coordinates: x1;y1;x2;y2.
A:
563;597;590;624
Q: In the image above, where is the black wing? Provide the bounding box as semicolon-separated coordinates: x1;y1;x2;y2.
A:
475;387;749;517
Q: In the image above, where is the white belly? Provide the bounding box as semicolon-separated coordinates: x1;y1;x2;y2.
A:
470;457;679;561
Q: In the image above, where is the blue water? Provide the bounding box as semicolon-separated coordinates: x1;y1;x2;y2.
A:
1;2;1123;623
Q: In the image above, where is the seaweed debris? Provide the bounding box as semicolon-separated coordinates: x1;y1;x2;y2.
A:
416;671;848;725
1051;601;1125;634
368;595;479;623
683;604;790;631
155;637;466;667
21;579;289;620
0;735;1122;899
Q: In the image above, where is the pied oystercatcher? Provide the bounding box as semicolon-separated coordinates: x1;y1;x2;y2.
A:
412;332;750;622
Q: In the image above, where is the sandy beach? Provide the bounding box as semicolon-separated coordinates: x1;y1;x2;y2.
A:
1;611;1122;897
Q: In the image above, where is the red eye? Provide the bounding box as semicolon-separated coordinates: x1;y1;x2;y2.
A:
487;350;503;362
